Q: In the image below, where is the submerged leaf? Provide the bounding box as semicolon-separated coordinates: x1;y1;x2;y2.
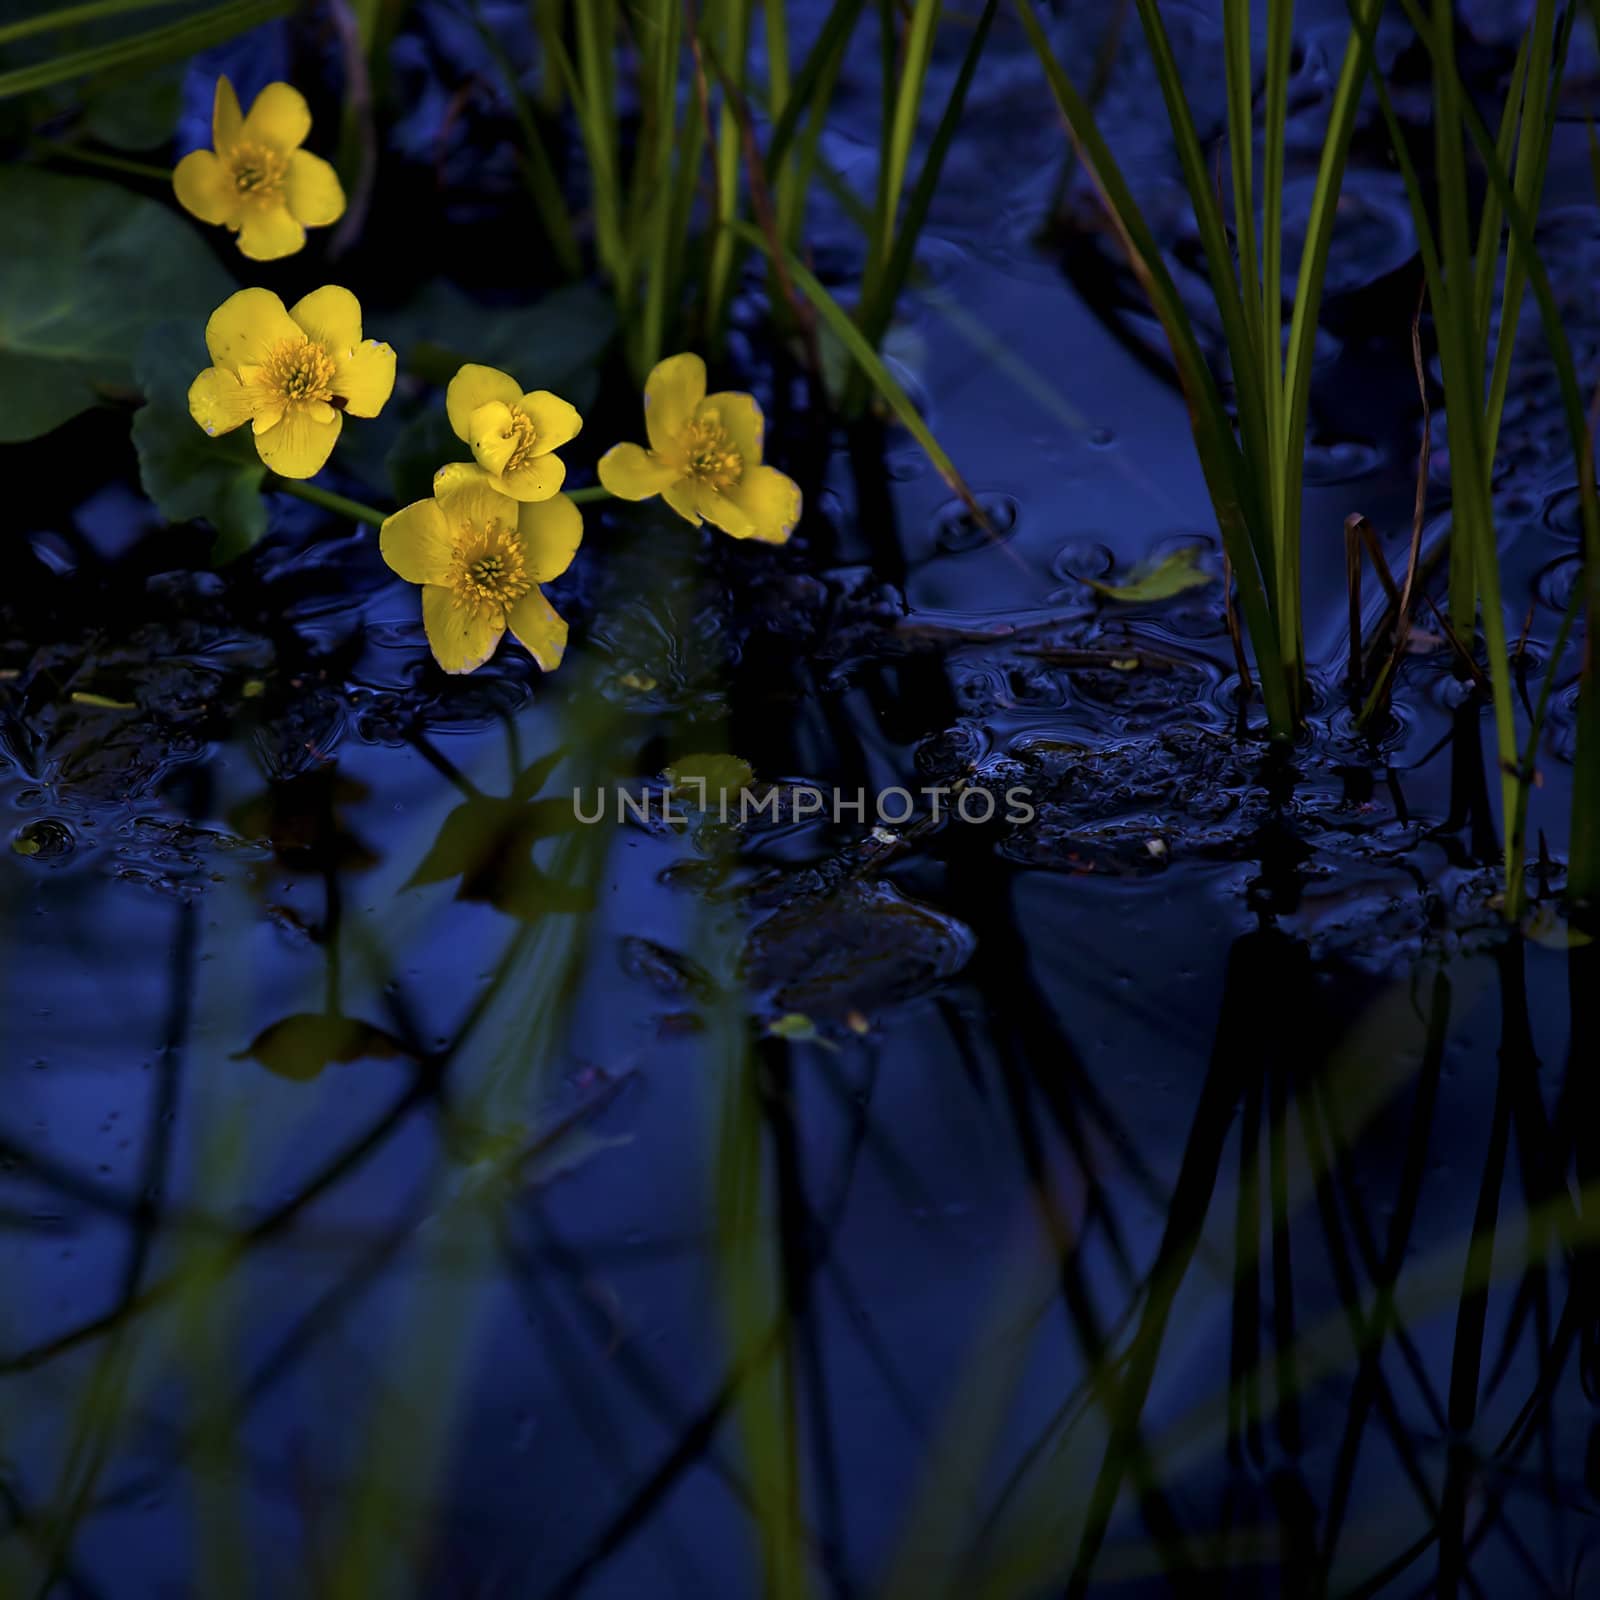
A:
664;753;755;805
1084;546;1214;603
233;1013;409;1082
406;795;591;918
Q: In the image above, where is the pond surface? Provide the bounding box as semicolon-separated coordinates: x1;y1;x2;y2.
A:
3;3;1599;1596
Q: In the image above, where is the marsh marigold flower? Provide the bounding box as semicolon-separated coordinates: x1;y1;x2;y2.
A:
188;286;396;479
443;364;582;502
381;464;582;674
597;353;801;543
173;77;344;260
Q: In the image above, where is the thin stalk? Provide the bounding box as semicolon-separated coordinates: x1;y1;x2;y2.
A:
30;139;170;181
703;0;755;351
0;0;190;48
270;479;386;527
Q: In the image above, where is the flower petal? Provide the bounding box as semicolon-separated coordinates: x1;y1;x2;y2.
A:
243;82;312;151
518;390;582;455
436;470;518;533
289;285;362;349
446;364;522;444
204;288;300;374
663;479;703;527
254;407;342;479
422;587;504;674
498;453;566;503
212;76;244;150
467;401;519;477
433;462;490;497
695;486;755;539
380;499;454;585
251;404;286;434
237;203;306;262
515;494;583;583
724;465;802;544
188;366;257;436
285;149;344;226
597;442;679;501
333;339;396;418
173;149;237;226
644;352;706;454
699;391;764;467
506;588;567;672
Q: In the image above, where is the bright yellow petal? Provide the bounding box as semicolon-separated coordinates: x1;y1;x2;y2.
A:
467;401;519;476
498;453;566;503
237;203;306;261
380;499;454;585
597;442;679;501
254;408;342;479
515;494;583;583
699;391;764;467
173;149;237;226
422;587;504;674
251;404;286;434
446;364;522;443
188;366;257;436
724;465;802;543
518;390;582;455
663;479;703;526
433;462;490;497
333;340;395;418
212;76;244;150
243;81;312;151
644;352;706;454
204;288;299;374
289;284;361;349
506;588;567;673
696;486;755;539
436;471;518;534
285;150;344;226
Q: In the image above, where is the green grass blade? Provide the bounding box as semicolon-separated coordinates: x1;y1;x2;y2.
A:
0;0;289;100
1014;0;1292;738
0;0;190;48
878;0;943;270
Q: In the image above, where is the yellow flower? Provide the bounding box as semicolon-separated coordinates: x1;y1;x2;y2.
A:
445;364;582;502
596;353;801;543
381;464;582;674
173;77;345;260
188;286;396;480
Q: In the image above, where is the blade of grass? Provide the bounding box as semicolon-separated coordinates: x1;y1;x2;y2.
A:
0;0;290;100
1013;0;1292;738
732;219;989;521
0;0;191;49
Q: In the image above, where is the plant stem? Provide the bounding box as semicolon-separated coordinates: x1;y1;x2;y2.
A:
567;486;614;504
31;139;171;182
270;478;387;527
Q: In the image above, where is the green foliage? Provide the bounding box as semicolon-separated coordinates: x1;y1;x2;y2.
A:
232;1012;409;1082
0;0;290;101
0;166;231;442
131;321;266;563
1086;546;1214;604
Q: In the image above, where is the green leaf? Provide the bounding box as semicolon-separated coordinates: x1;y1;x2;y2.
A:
387;280;617;409
1084;546;1214;604
132;320;267;562
0;167;231;442
664;753;755;804
232;1013;410;1082
406;793;593;919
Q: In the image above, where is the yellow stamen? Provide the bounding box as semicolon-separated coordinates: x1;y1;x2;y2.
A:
261;338;337;405
228;140;287;202
447;521;530;616
681;409;742;492
493;407;540;476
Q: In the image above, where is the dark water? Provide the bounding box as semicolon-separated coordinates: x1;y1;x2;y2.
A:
3;3;1600;1596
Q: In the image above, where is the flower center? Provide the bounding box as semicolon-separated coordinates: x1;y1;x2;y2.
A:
494;407;540;476
682;411;742;493
229;141;287;201
262;338;337;405
448;522;530;615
